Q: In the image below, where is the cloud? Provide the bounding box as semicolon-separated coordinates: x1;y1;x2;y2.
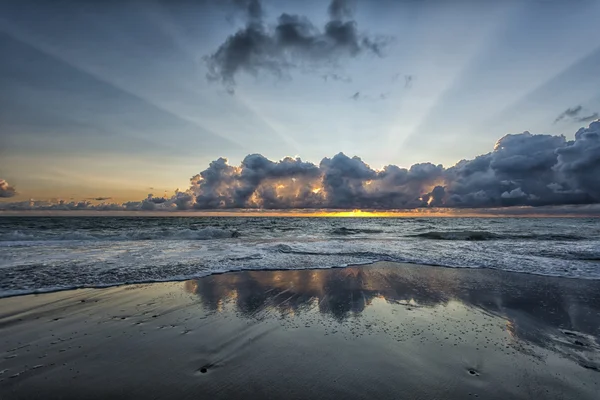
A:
170;120;600;210
554;105;582;123
554;105;599;125
232;0;264;21
500;187;527;199
577;112;599;123
391;73;414;88
89;197;112;201
322;73;352;83
0;179;16;198
205;0;389;91
0;200;93;211
554;120;600;200
3;121;600;213
350;90;390;102
328;0;355;20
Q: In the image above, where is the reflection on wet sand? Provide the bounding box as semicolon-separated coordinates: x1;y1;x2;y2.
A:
2;262;599;400
184;263;600;370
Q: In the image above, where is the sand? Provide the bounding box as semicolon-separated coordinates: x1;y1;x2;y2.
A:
1;262;599;399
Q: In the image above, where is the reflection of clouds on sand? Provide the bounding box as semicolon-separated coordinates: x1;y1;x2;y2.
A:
184;263;600;369
185;267;457;320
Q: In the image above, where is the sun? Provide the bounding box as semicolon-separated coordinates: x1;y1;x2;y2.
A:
319;209;393;217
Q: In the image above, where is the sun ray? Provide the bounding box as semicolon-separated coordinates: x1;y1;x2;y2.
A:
0;17;243;149
387;2;519;161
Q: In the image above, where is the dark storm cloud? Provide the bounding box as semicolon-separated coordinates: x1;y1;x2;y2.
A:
443;123;600;208
191;154;322;209
0;179;16;198
205;0;388;91
165;120;600;210
3;121;600;213
554;122;600;200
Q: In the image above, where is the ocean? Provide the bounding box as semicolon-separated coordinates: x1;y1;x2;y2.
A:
0;216;599;297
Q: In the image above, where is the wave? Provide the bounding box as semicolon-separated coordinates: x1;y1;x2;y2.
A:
270;244;394;260
411;231;586;241
412;231;499;241
3;237;600;298
0;228;240;242
330;227;384;235
3;253;598;299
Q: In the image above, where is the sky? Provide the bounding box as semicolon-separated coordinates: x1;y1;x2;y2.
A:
0;0;600;212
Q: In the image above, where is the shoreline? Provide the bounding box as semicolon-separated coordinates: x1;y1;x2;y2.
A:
1;262;599;399
3;260;600;300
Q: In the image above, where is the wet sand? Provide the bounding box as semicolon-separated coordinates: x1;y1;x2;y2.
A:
1;262;599;399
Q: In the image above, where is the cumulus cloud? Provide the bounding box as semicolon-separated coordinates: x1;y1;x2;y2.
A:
554;120;600;200
161;120;600;210
205;0;388;91
3;121;600;213
0;179;16;198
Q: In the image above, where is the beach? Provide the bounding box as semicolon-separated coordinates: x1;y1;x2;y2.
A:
1;262;599;399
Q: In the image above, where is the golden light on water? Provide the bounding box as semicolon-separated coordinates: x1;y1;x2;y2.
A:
318;209;396;217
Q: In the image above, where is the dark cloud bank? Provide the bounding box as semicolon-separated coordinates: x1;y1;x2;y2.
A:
205;0;388;92
172;120;600;211
2;121;600;214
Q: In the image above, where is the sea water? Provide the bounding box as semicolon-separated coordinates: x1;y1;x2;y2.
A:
0;216;599;297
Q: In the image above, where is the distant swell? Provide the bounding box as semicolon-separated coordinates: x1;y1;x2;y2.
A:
412;231;499;241
330;227;384;235
0;228;240;242
411;231;586;241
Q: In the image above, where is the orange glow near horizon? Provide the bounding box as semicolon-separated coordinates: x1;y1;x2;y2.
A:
317;209;410;217
3;207;591;218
